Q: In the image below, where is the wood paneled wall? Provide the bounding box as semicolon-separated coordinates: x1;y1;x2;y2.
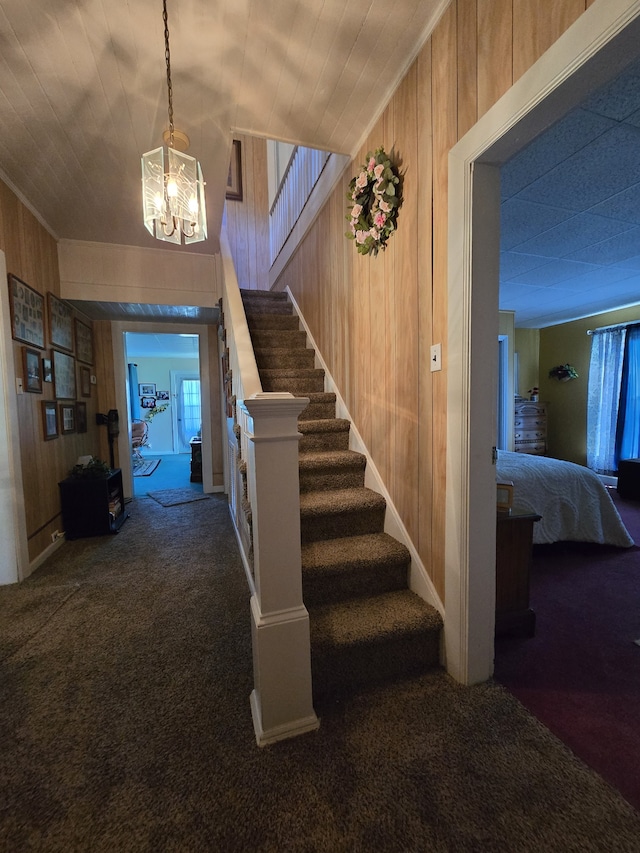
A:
225;134;270;291
274;0;593;601
0;184;103;565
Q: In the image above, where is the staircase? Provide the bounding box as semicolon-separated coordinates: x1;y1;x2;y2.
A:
240;289;443;704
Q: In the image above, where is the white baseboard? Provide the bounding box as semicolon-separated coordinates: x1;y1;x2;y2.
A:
287;287;444;618
27;534;66;579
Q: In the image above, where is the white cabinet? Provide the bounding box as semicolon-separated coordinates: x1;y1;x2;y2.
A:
514;401;547;455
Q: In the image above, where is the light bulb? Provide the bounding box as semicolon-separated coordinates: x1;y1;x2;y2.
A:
166;179;178;197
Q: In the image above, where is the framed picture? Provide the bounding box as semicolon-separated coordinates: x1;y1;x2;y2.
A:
42;357;53;383
157;390;170;400
60;403;75;434
8;274;45;348
79;365;91;397
48;293;74;353
41;400;58;440
139;383;156;396
53;349;76;399
141;396;156;409
75;401;87;434
74;318;94;364
22;347;42;393
226;139;243;201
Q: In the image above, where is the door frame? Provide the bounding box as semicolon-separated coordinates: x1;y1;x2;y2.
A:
170;370;200;453
445;0;640;684
112;321;214;499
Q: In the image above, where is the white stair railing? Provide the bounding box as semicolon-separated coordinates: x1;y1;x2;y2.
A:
220;228;319;745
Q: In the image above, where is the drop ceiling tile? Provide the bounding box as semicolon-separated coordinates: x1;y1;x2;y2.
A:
499;251;548;279
552;265;636;291
588;182;640;225
566;225;640;265
508;258;596;286
581;62;640;120
516;124;640;212
499;282;542;309
612;252;640;271
510;212;632;258
500;108;616;199
501;198;573;250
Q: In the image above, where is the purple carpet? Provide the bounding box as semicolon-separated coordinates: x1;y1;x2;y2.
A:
494;488;640;812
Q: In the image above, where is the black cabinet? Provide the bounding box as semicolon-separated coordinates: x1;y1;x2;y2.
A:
495;510;540;637
190;438;202;483
59;469;128;539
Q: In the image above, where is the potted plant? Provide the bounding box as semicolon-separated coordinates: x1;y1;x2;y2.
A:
68;456;111;478
549;364;578;382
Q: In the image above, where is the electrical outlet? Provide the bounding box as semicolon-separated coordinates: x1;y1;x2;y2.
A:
16;377;23;393
430;343;442;372
51;530;59;543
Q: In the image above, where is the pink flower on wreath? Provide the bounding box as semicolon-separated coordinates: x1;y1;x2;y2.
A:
368;157;376;171
374;211;386;228
355;229;368;245
369;228;380;241
379;199;391;213
374;163;384;180
351;203;363;219
355;172;368;190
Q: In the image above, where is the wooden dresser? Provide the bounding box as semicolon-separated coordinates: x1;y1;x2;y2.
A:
514;400;547;455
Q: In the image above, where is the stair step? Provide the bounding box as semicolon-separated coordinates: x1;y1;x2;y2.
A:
298;418;350;451
299;450;366;492
247;314;300;331
310;589;443;701
260;368;325;394
300;487;386;542
250;329;308;350
302;533;410;606
240;288;288;301
298;392;337;421
254;347;315;370
241;291;292;315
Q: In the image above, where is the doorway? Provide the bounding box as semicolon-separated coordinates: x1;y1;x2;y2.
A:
445;2;640;685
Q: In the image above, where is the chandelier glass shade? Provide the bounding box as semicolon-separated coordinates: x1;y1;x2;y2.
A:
141;0;207;245
141;145;207;245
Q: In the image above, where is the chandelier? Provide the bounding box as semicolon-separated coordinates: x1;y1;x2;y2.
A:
141;0;207;245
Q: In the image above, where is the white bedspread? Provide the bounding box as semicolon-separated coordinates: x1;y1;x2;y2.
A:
496;451;634;547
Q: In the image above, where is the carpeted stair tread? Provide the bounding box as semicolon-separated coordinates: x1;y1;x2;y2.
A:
300;487;386;520
250;329;308;349
302;533;410;606
298;418;350;435
299;450;366;492
254;348;315;369
241;290;292;315
240;288;288;301
247;314;300;331
297;392;337;421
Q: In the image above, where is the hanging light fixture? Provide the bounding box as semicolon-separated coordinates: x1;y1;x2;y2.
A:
141;0;207;245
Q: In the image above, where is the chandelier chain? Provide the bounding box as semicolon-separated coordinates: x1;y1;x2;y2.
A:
163;0;174;148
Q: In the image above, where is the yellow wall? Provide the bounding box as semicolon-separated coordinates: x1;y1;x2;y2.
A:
514;329;540;399
273;0;592;602
540;304;640;464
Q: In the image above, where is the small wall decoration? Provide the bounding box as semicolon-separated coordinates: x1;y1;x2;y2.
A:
22;346;42;393
139;383;156;396
41;400;58;440
60;403;76;434
48;293;74;353
141;396;156;409
79;365;91;397
74;318;94;364
75;401;87;434
226;139;243;202
42;357;53;383
53;349;77;399
345;147;403;256
549;364;579;381
8;274;44;348
157;390;170;400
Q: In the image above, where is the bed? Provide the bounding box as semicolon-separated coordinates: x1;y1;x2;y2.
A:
496;450;634;547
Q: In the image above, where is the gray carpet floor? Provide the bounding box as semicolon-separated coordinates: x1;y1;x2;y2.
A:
1;494;639;852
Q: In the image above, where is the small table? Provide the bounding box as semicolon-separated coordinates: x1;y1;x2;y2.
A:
190;437;202;483
495;510;541;638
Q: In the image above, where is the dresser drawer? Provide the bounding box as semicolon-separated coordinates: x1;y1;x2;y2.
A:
514;428;546;442
515;416;546;430
514;441;546;455
514;402;546;417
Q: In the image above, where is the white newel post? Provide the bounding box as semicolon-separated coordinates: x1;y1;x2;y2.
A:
242;393;319;745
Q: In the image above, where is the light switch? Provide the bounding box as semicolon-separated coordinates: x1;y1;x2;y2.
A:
430;343;442;372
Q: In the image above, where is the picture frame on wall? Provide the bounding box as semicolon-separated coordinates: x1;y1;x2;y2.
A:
52;349;76;399
48;293;74;353
225;139;243;201
8;274;45;348
23;346;42;393
74;318;94;364
141;396;156;409
41;400;58;440
42;357;53;383
79;365;91;397
75;401;87;434
139;383;156;396
60;403;76;434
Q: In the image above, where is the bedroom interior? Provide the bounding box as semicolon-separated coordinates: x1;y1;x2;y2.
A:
495;51;640;814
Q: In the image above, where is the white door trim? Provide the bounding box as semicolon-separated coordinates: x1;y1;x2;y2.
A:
445;0;640;683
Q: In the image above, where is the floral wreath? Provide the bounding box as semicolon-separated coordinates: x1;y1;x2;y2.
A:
346;147;402;256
